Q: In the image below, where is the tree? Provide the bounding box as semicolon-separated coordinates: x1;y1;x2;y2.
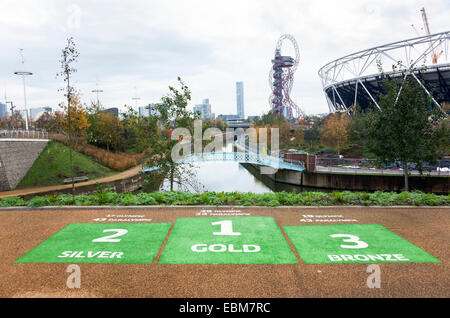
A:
143;77;199;192
120;105;153;153
303;116;324;152
88;111;123;152
61;94;89;146
320;112;350;155
347;105;370;156
57;37;79;194
365;76;448;191
1;110;25;130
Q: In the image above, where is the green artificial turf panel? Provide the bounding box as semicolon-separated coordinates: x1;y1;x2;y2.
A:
283;224;441;264
15;223;171;264
158;216;298;264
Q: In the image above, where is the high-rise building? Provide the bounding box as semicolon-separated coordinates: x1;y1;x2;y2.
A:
138;106;149;117
29;107;52;120
0;103;6;118
194;99;212;119
103;108;119;117
236;82;244;119
217;114;239;121
139;103;159;117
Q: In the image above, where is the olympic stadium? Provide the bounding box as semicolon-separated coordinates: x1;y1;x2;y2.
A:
318;31;450;113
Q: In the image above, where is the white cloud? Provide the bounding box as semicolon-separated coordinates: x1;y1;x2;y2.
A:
0;0;448;116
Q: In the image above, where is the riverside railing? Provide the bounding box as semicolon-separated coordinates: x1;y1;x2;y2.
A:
316;157;450;177
234;140;305;168
0;129;49;139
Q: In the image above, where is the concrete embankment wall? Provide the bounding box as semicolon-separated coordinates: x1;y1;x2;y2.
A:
0;139;48;191
247;164;449;194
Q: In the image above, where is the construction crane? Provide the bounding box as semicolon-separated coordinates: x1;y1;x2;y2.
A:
420;7;443;64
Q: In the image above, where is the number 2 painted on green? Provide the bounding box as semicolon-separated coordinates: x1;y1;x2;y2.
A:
92;229;128;243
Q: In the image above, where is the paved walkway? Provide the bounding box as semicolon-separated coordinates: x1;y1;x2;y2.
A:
316;165;450;176
0;206;448;297
0;165;142;199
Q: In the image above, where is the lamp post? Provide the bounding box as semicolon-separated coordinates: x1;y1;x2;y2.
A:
132;86;140;109
14;71;32;130
92;82;103;106
132;96;140;108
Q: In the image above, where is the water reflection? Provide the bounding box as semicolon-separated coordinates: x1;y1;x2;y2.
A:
156;142;329;193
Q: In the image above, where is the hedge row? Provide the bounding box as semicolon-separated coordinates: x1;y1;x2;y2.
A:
0;190;449;208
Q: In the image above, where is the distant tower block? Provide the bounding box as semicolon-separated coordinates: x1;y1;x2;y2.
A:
268;34;304;120
236;82;244;119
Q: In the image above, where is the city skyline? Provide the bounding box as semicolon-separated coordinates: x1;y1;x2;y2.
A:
0;1;449;117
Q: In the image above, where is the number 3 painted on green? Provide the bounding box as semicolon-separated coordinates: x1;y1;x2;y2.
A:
330;234;369;249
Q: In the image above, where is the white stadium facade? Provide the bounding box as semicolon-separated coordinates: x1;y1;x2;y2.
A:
318;31;450;113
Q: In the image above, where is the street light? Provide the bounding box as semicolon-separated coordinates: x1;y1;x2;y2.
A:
14;49;33;131
14;71;32;131
132;97;140;108
132;86;140;108
92;82;103;106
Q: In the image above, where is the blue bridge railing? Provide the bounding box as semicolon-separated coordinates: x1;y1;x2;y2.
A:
141;151;305;173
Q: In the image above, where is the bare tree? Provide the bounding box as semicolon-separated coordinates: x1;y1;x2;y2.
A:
57;37;79;194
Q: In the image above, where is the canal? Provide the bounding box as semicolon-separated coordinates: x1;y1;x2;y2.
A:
156;143;329;193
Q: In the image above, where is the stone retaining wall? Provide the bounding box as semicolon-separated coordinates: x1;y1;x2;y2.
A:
0;139;48;191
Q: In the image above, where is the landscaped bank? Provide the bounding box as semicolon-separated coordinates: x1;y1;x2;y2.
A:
0;190;448;208
18;141;115;188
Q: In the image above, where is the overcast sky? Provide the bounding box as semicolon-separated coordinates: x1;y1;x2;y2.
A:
1;0;449;117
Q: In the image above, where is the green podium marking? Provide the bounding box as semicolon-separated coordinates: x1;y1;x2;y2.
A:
15;223;171;264
283;224;441;264
159;216;297;264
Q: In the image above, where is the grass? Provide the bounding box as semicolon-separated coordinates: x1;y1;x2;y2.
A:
51;134;144;171
0;189;448;207
17;141;115;188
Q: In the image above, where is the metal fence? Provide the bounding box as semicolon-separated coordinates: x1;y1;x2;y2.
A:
0;129;49;139
316;157;450;176
235;141;305;169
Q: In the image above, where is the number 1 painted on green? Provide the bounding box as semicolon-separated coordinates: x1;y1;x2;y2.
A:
212;220;241;236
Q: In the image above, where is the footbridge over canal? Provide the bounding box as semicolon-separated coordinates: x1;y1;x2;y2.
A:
141;151;306;174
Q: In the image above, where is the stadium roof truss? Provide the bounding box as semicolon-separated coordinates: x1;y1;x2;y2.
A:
318;31;450;113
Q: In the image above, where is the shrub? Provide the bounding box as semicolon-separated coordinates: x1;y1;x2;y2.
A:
0;190;448;208
136;193;157;205
27;196;52;207
118;193;139;206
51;134;144;171
57;194;75;206
0;196;26;207
73;195;98;206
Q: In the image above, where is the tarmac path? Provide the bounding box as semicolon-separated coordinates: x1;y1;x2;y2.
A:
0;206;448;298
0;166;142;199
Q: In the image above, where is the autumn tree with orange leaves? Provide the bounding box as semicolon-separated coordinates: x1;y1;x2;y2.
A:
61;93;89;146
320;112;350;155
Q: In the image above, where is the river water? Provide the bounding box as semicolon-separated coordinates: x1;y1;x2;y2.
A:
158;143;328;193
